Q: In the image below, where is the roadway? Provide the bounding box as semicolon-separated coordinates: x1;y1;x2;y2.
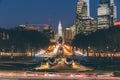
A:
0;71;120;80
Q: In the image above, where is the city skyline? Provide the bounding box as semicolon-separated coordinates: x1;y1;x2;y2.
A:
0;0;120;31
1;1;120;79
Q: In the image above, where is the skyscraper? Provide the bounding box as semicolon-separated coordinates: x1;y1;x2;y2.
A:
76;0;88;17
76;0;88;34
110;0;117;25
97;0;117;29
58;21;63;38
75;0;96;34
64;28;72;44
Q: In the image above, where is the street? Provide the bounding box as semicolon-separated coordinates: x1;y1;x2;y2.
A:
0;71;120;80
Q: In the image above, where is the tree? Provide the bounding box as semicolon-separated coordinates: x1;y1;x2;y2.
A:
0;28;50;53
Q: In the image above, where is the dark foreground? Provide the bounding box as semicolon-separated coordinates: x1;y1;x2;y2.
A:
73;56;120;70
1;57;120;80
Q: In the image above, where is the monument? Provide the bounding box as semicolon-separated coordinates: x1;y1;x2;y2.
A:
34;43;92;72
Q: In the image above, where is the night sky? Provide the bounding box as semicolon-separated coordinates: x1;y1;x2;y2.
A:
0;0;120;31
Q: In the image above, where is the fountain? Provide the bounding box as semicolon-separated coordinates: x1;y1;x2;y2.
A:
34;43;93;72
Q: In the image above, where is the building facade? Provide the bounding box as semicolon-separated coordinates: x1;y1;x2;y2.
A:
97;0;117;29
64;28;72;44
76;0;96;34
70;25;76;39
76;0;88;17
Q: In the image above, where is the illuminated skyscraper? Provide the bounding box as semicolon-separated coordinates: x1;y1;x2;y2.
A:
76;0;88;34
76;0;88;17
110;0;117;25
58;21;63;38
75;0;96;34
97;0;117;29
64;28;72;43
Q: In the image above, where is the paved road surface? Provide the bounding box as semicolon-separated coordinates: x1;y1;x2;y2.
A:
0;71;120;80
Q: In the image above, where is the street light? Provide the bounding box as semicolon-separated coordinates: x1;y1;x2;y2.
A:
106;46;109;57
88;46;91;56
2;49;5;56
11;45;14;59
113;49;116;57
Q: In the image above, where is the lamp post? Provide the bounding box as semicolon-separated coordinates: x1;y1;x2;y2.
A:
11;45;14;59
113;49;116;57
88;46;90;56
106;46;109;57
2;49;5;56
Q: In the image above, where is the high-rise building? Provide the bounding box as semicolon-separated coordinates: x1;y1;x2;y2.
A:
76;0;88;34
76;0;88;17
97;0;117;29
70;24;76;39
64;28;72;44
58;21;63;38
110;1;117;25
75;0;97;34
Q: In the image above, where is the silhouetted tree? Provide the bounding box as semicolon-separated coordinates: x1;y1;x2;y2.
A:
72;27;120;56
0;28;50;53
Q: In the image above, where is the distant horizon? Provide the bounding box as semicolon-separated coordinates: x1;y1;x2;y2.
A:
0;0;120;31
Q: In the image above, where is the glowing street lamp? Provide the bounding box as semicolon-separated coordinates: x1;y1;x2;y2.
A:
106;46;109;57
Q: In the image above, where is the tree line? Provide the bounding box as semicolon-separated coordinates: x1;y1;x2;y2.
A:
72;27;120;55
0;28;50;53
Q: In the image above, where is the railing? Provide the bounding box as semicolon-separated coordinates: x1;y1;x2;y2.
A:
0;52;35;57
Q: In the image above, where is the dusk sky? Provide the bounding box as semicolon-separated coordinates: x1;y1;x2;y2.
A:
0;0;120;31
